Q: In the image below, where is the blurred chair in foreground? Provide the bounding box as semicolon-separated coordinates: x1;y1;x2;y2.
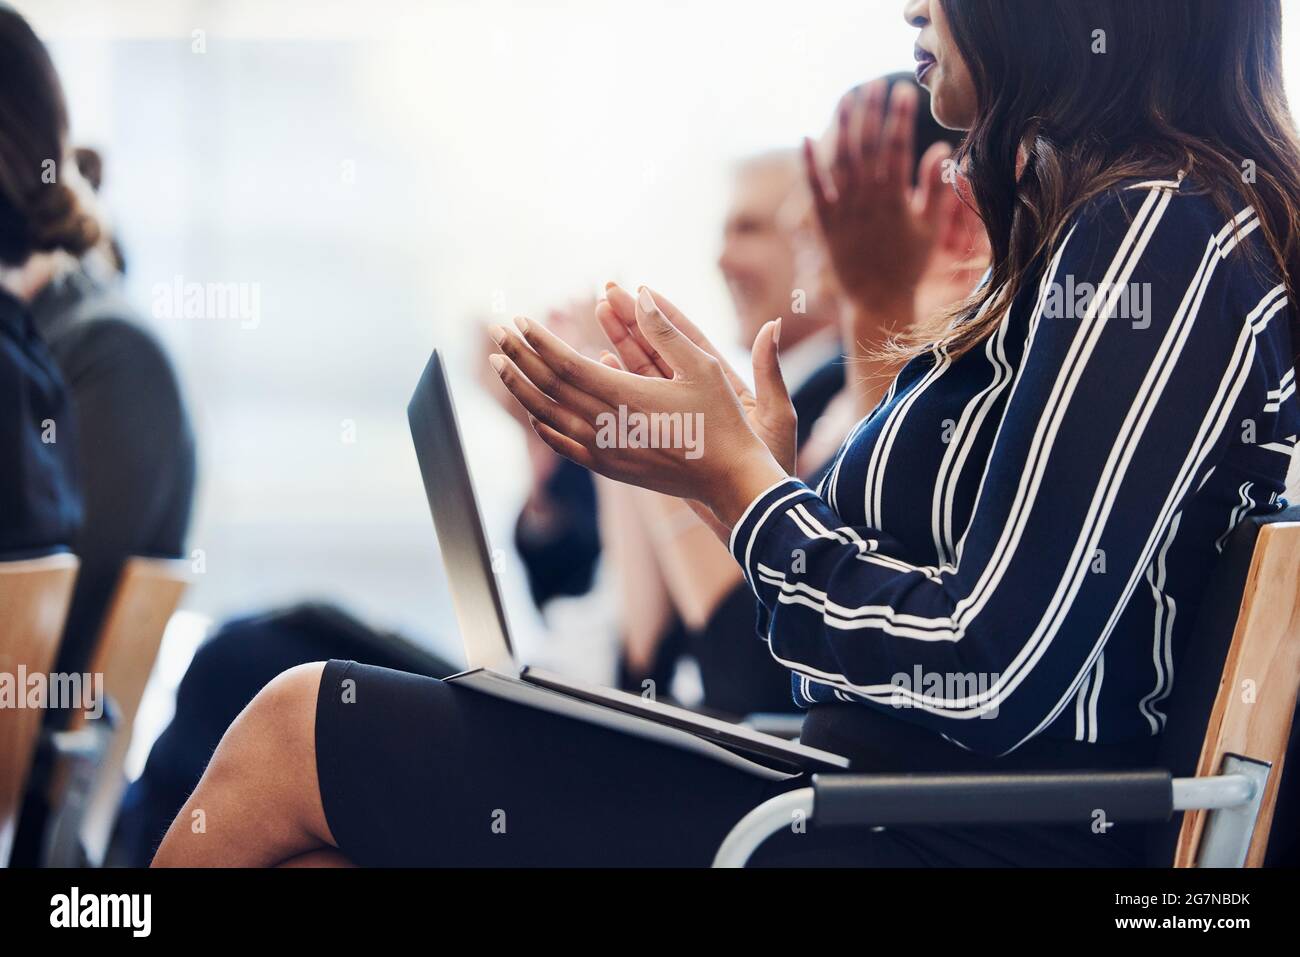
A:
41;557;190;867
0;554;78;867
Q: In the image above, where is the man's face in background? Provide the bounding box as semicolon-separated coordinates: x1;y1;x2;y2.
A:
717;156;803;349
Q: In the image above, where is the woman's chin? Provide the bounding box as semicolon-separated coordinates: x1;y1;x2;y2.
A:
929;86;975;132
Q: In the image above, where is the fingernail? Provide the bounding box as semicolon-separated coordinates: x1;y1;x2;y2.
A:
488;324;507;346
489;354;505;374
774;316;782;346
514;316;530;334
605;281;618;291
637;287;657;314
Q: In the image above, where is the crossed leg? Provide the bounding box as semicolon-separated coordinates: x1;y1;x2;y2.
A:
151;662;348;867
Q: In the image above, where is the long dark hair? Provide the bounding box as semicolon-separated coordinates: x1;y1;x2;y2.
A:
914;0;1300;374
0;4;99;268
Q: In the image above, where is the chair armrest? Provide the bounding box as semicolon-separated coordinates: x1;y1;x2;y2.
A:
45;721;116;763
714;768;1267;867
714;769;1177;868
37;697;118;763
813;769;1174;827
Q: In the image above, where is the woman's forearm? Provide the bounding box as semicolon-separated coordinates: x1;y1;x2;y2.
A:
637;490;743;631
594;477;675;675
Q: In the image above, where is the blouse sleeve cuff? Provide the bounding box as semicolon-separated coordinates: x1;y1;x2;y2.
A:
727;476;817;593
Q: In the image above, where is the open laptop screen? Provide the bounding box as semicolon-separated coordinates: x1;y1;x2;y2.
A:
407;350;516;672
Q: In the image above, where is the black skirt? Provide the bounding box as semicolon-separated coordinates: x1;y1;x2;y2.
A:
313;660;1149;867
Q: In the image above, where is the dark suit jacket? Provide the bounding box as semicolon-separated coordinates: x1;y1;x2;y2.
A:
0;287;81;557
31;269;196;678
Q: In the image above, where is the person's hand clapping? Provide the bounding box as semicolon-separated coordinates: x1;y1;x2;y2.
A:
913;173;991;327
544;294;606;358
488;287;789;528
803;78;957;320
594;282;798;476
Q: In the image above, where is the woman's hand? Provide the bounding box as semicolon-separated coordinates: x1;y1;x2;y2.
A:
804;78;957;321
913;176;990;326
543;294;606;357
595;281;799;476
489;288;789;528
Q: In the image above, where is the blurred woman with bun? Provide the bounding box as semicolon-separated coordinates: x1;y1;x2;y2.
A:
0;3;197;864
0;4;87;559
0;4;195;680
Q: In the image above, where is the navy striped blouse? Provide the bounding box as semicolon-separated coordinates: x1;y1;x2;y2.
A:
729;177;1298;757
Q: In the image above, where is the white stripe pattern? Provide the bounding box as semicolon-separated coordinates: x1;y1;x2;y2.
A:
730;181;1298;755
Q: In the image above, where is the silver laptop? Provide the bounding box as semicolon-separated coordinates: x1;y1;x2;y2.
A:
408;349;848;773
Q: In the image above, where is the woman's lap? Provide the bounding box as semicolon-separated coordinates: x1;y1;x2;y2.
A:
313;660;1146;867
314;659;785;866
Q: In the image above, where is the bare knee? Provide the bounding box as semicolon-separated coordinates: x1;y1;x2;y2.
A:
154;661;332;866
242;662;328;752
211;660;330;828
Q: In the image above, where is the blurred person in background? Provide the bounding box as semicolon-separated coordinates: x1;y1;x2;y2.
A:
0;3;200;865
796;73;988;470
476;298;635;688
478;299;605;614
594;148;843;713
0;3;92;558
29;172;196;684
72;146;127;277
602;75;975;717
0;6;196;681
0;93;83;558
716;149;843;375
0;289;79;556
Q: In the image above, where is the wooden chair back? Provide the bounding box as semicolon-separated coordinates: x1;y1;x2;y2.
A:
69;557;189;863
0;554;78;866
1174;522;1300;866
